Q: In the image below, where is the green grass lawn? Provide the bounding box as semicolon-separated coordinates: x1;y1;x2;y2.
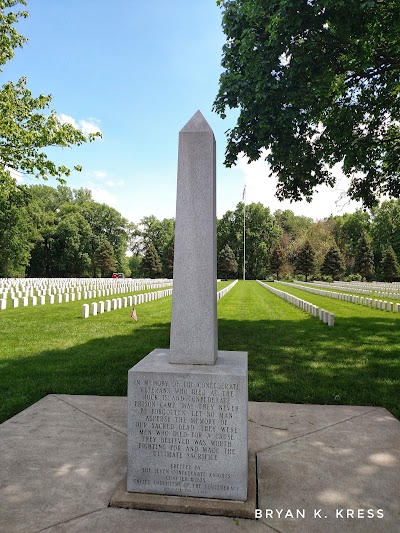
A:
1;280;399;423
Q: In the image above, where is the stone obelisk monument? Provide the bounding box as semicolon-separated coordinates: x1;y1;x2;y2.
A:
127;111;248;501
169;111;217;365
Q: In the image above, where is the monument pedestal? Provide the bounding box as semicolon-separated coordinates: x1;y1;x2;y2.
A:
127;349;248;501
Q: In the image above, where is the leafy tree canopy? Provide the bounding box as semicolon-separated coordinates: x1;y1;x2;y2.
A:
0;0;101;196
214;0;400;208
370;199;400;259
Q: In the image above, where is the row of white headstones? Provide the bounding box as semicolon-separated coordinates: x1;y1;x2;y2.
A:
305;280;400;298
257;280;335;327
82;280;239;318
82;289;173;318
276;281;400;313
0;279;173;311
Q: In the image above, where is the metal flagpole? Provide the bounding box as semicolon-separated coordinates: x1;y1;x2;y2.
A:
243;186;246;281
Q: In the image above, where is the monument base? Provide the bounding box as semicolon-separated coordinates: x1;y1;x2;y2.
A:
127;349;248;501
110;451;256;519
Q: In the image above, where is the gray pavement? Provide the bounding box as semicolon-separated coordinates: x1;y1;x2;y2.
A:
0;395;399;533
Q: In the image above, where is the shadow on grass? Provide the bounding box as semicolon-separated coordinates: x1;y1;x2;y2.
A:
1;314;399;423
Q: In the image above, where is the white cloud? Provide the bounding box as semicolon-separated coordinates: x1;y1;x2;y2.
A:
106;179;125;188
89;186;118;208
80;119;102;136
59;113;78;128
92;170;108;179
79;175;124;210
59;114;103;138
237;151;362;219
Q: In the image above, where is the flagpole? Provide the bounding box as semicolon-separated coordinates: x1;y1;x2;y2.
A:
243;186;246;281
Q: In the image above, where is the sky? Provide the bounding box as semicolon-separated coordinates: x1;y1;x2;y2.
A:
3;0;363;225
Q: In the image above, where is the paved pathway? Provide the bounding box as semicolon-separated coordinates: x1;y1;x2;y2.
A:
0;395;399;532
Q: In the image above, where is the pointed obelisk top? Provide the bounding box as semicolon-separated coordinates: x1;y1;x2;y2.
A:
180;110;214;134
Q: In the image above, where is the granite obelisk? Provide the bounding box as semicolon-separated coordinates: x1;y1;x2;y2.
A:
170;110;217;365
127;111;248;501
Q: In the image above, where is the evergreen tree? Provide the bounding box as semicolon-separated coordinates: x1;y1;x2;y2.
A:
141;241;162;278
295;241;315;282
381;246;399;282
163;239;174;279
354;233;375;280
321;245;345;280
270;244;286;280
95;239;116;277
218;244;238;279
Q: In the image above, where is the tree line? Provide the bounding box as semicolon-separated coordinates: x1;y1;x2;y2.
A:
0;184;132;277
3;182;400;282
131;199;400;283
216;201;400;282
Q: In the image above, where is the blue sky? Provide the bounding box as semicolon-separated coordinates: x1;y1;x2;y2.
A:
3;0;361;225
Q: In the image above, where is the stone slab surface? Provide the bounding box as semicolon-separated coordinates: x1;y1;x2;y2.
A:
127;349;248;500
0;395;127;533
0;395;399;532
257;406;400;533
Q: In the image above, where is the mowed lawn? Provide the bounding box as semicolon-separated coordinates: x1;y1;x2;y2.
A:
1;280;399;424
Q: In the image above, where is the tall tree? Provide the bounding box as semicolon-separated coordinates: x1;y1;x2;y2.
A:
295;240;316;282
128;254;142;278
370;200;400;264
0;1;100;197
95;238;116;277
217;206;243;274
80;201;130;275
270;243;286;280
354;232;375;280
321;245;345;280
218;244;238;279
0;184;33;276
218;202;281;279
52;212;91;277
303;218;337;272
274;210;312;273
334;210;371;274
381;246;399;282
136;216;175;259
214;0;400;208
25;185;131;277
163;239;174;279
141;241;162;278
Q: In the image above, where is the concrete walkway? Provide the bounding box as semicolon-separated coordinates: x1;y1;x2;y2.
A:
0;395;399;533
